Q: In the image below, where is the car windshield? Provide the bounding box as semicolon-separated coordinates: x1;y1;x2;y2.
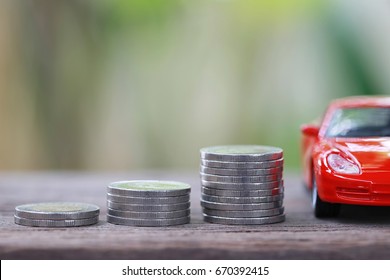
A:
326;107;390;137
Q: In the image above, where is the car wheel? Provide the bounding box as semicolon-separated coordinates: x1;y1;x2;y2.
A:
312;174;340;218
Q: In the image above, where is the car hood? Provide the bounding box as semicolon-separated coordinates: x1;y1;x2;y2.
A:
324;138;390;171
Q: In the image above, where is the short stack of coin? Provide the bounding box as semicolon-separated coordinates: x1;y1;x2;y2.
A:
107;180;191;227
200;145;285;225
14;202;100;227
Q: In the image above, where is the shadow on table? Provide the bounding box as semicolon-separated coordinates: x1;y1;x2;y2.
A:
337;204;390;224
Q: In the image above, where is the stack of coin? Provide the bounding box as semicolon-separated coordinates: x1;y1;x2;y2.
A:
14;202;100;227
200;145;285;225
107;180;191;227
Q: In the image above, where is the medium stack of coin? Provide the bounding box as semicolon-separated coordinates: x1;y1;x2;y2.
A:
106;180;191;227
200;145;285;225
14;202;100;227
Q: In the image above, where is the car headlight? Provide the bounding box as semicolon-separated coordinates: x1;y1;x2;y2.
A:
327;153;360;174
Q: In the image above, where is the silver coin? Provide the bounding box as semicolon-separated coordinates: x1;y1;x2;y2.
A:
200;145;283;162
15;202;100;220
107;208;190;219
14;215;99;227
107;201;190;212
203;213;285;225
201;186;284;197
203;207;284;218
201;193;284;204
200;166;283;176
107;214;190;227
201;179;283;190
107;193;190;204
107;180;191;197
201;158;284;169
200;173;282;183
200;200;282;211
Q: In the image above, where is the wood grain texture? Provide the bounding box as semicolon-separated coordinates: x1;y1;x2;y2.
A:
1;171;390;260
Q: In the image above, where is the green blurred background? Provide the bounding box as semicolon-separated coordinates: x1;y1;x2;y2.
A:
1;0;388;171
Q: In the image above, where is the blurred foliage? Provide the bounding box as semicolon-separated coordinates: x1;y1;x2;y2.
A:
325;16;381;96
98;0;179;28
1;0;389;170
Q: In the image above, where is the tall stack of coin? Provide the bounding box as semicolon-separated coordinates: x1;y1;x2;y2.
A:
200;145;285;225
14;202;100;227
107;180;191;227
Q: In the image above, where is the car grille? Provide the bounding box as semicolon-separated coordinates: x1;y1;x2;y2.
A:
336;184;390;201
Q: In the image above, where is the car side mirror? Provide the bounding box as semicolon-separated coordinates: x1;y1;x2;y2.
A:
301;124;319;137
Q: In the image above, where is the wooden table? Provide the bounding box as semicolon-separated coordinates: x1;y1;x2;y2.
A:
1;171;390;259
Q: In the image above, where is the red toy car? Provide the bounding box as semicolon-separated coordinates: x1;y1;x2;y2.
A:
301;96;390;217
